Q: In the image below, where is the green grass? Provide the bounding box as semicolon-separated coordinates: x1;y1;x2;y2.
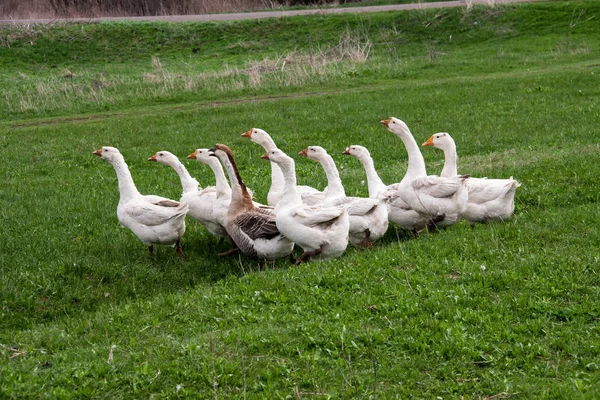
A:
1;1;600;398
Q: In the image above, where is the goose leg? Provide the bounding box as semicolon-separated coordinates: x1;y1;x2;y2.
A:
218;237;240;257
176;240;184;260
295;247;323;265
426;214;445;233
148;245;154;255
362;228;373;248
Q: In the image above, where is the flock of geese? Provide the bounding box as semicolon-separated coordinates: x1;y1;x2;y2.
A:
93;117;520;264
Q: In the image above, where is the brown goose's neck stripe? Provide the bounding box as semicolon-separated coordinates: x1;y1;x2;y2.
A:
221;147;253;207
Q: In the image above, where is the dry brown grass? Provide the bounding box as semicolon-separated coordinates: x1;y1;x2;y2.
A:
0;0;358;19
3;29;373;114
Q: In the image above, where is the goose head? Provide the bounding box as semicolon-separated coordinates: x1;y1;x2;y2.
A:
261;148;292;167
187;148;213;165
380;117;410;138
148;150;179;165
92;146;123;163
422;132;454;150
342;145;370;159
298;145;328;162
208;143;233;161
242;128;276;150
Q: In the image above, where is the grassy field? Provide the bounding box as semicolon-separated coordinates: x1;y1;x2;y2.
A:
1;1;599;398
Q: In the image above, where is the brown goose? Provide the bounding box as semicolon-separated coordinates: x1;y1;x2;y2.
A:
208;144;294;261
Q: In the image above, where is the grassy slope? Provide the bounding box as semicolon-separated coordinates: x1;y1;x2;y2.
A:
1;1;600;398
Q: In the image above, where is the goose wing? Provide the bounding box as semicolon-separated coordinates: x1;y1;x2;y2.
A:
412;176;466;198
467;178;516;203
292;206;345;226
123;200;188;227
233;211;280;240
332;197;379;215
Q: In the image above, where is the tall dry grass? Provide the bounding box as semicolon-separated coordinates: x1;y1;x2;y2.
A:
1;0;361;19
3;29;374;114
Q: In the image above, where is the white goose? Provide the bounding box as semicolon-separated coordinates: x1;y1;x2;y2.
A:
242;128;324;206
341;145;388;200
261;148;349;263
148;150;227;238
380;117;469;231
93;146;188;258
209;144;294;261
299;146;388;247
422;132;520;223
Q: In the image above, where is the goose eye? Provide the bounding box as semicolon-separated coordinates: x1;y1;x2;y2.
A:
103;149;107;152
159;153;164;156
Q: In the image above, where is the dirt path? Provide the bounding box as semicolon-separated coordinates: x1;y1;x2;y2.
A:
1;0;539;24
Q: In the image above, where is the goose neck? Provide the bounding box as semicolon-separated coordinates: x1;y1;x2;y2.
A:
320;154;346;198
207;157;231;195
396;128;427;178
170;158;199;193
110;156;141;201
358;154;387;198
276;158;301;206
219;153;253;208
440;141;458;178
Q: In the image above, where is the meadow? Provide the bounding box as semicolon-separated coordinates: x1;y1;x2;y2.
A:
1;1;599;398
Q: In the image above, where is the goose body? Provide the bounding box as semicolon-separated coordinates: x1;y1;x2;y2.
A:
380;117;469;230
242;128;324;206
422;132;520;223
93;146;188;257
301;146;388;247
149;150;227;238
263;148;349;263
209;144;294;260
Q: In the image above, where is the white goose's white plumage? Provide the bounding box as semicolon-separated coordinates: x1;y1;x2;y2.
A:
149;150;228;238
341;145;388;200
242;128;324;206
262;148;349;263
422;132;520;223
93;146;188;257
209;144;294;261
381;117;469;231
300;145;388;247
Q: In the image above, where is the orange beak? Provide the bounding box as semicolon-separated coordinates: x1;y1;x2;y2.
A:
148;154;158;161
422;136;434;147
341;147;351;155
260;153;269;160
187;150;198;159
92;149;102;157
298;148;308;157
241;129;253;138
380;118;391;127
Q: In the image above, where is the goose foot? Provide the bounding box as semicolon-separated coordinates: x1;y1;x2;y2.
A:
295;247;323;265
148;245;154;256
218;238;239;257
218;247;240;257
426;215;445;233
176;240;184;260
